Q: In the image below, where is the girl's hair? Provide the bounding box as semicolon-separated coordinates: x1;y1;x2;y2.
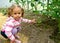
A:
7;4;24;17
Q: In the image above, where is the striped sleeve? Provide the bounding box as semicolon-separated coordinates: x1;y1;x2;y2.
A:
21;18;32;23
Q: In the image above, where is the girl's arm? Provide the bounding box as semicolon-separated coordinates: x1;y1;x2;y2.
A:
21;18;36;23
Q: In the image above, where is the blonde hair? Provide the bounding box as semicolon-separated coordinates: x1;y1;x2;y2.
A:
7;4;24;17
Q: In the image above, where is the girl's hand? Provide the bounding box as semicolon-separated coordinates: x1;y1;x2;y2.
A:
31;19;36;23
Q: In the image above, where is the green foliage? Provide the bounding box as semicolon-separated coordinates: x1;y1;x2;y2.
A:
15;0;20;4
21;0;23;1
0;8;7;15
9;0;12;2
45;0;60;43
34;0;39;1
41;2;45;6
31;3;35;7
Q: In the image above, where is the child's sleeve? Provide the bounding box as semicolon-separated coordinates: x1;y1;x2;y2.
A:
5;21;15;41
21;18;32;23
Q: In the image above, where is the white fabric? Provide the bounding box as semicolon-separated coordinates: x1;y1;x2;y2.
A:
21;18;32;23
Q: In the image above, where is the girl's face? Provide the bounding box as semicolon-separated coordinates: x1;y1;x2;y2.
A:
12;7;22;21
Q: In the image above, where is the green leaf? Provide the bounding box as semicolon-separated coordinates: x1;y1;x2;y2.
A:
34;0;39;1
31;3;35;7
33;10;40;14
38;1;41;4
21;0;23;2
15;0;19;4
9;0;12;2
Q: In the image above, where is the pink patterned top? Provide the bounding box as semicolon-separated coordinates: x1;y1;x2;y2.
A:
1;17;32;40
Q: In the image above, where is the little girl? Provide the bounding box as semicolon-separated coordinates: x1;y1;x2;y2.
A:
1;4;36;43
